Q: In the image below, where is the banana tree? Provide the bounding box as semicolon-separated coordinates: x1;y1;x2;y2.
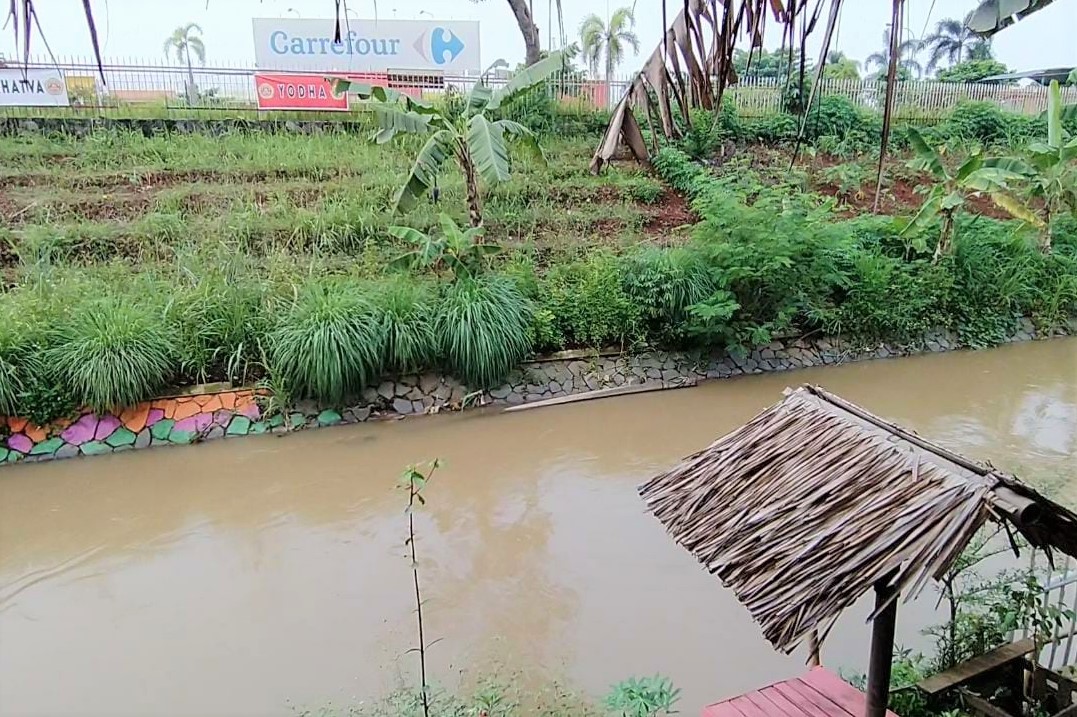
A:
988;81;1077;252
333;53;563;228
903;128;1031;261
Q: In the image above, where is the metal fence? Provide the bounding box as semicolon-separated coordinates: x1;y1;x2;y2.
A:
0;56;631;119
727;76;1077;119
1;56;1073;121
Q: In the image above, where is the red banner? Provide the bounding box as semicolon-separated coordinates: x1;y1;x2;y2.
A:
255;73;349;111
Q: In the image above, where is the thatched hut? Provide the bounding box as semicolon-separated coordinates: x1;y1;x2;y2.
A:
640;385;1077;715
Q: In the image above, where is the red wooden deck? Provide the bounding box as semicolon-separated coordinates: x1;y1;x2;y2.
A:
701;667;900;717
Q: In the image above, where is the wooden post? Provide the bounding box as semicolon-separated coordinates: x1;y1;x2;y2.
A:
865;576;899;717
808;630;821;667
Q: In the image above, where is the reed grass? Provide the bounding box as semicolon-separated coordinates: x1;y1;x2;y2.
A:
269;280;386;404
436;276;533;388
374;278;438;375
49;297;174;412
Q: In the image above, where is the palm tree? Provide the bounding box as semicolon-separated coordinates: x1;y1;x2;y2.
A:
823;51;861;81
163;23;206;105
922;16;994;74
579;6;640;85
865;28;922;80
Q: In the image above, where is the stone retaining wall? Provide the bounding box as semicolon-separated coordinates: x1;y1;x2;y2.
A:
0;318;1069;466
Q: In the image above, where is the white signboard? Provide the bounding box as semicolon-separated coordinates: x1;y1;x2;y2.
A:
0;68;69;107
252;18;481;73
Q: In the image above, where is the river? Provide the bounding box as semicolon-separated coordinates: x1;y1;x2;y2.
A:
0;339;1074;716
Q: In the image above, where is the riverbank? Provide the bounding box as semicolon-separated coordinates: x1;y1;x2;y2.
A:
1;321;1071;465
3;127;1075;456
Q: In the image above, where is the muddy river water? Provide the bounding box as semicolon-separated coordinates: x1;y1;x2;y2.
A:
0;339;1074;716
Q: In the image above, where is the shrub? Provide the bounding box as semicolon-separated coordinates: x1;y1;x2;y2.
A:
170;270;267;385
942;101;1020;145
622;247;718;344
742;112;799;143
0;314;37;417
436;275;533;387
822;253;952;342
540;253;640;348
269;280;386;403
374;278;438;374
680;108;724;160
50;298;175;412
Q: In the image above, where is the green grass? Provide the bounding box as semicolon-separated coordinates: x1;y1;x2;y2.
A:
269;279;386;404
49;297;174;412
375;277;438;375
0;122;1073;422
436;276;533;388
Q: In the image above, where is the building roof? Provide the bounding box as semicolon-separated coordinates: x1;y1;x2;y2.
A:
980;68;1075;85
639;385;1077;653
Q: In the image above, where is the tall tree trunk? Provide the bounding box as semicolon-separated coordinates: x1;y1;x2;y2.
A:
605;49;614;110
506;0;542;66
185;51;197;106
458;147;484;229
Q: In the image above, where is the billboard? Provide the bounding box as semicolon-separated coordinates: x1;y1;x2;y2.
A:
252;18;481;73
255;73;350;110
0;68;69;107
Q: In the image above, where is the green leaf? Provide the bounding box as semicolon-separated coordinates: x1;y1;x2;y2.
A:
902;187;944;235
906;128;944;178
1047;80;1062;149
388;226;430;244
331;78;438;115
488;51;564;111
393;130;456;215
462;226;486;243
494;118;547;165
437;213;468;242
1060;137;1077;162
371;104;432;137
955;153;983;181
465;82;493;117
467;114;511;185
940;191;965;211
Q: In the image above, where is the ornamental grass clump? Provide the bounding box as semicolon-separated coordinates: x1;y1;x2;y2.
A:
373;277;438;375
50;298;175;412
436;275;533;388
0;316;37;417
270;280;386;404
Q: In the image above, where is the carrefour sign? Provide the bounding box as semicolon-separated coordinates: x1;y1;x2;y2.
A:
252;18;481;73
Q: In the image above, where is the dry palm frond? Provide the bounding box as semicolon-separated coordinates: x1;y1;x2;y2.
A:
640;385;1077;653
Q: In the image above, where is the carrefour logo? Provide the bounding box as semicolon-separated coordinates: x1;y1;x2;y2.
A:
267;26;465;65
270;29;403;57
415;27;465;65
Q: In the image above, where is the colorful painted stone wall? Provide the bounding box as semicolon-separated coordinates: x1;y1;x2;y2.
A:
1;390;263;465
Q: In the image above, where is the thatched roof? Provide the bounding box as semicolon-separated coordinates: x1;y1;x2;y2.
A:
639;385;1077;653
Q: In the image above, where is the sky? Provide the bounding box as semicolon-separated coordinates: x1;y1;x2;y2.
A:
1;0;1075;76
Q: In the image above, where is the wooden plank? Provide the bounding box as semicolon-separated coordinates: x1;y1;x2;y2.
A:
701;702;747;717
501;380;694;413
801;667;899;717
958;688;1014;717
756;686;812;716
780;679;849;716
918;638;1036;695
724;694;774;717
